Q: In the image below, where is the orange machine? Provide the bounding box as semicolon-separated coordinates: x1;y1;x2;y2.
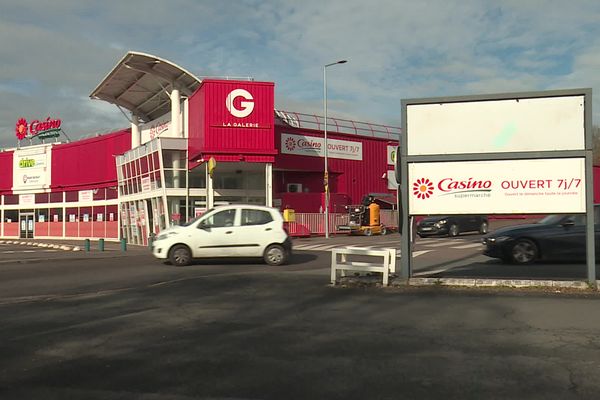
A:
338;195;388;236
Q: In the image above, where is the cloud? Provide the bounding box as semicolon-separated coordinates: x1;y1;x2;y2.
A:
1;0;600;148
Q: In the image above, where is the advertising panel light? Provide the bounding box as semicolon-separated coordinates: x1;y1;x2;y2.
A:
409;158;586;214
407;95;585;155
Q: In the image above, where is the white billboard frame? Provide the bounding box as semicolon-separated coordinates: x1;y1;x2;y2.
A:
398;88;594;285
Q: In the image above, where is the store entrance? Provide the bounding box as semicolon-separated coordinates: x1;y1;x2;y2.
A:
19;212;34;239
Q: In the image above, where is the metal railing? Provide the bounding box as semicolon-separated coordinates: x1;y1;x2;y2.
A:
275;110;401;140
285;210;399;237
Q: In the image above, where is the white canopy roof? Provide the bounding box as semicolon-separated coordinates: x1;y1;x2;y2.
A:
90;51;201;123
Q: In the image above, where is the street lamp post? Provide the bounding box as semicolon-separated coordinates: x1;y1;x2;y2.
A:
323;59;347;239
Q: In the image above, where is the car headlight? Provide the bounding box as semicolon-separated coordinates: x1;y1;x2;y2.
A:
438;219;447;225
485;236;511;244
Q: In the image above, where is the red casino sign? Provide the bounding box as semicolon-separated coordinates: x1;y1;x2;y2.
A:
15;117;62;141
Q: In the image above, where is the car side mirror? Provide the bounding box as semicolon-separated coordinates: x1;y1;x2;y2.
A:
198;221;210;230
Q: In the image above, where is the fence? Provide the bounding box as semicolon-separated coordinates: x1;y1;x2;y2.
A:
285;210;399;237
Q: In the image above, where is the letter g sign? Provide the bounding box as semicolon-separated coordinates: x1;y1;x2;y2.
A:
226;89;254;118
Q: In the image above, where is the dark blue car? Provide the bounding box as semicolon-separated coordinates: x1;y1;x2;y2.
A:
482;212;599;264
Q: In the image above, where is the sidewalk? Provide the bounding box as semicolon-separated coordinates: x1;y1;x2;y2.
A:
0;238;150;264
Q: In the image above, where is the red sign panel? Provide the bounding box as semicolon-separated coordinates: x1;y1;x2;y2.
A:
188;80;276;168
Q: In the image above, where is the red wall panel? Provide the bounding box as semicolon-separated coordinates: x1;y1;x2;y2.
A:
188;80;276;168
49;222;62;237
0;150;13;194
4;222;18;237
106;221;119;238
34;222;49;237
51;129;131;191
274;125;397;209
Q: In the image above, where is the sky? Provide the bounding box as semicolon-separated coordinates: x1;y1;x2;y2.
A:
1;0;600;149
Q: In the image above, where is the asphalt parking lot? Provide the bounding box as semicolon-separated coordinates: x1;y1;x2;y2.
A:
2;244;600;399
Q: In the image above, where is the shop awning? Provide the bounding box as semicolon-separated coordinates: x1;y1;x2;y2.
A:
89;51;201;123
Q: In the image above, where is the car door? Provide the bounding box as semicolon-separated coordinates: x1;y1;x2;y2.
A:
456;215;474;233
542;215;586;260
193;208;240;258
235;208;276;257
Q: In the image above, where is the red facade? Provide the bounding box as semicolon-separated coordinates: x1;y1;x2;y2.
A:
274;125;396;212
51;129;131;191
0;151;13;194
188;79;276;169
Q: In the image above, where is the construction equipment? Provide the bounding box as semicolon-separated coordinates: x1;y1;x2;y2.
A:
338;195;388;236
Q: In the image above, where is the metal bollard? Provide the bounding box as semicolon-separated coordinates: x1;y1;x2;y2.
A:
84;238;90;252
120;238;127;251
99;238;105;252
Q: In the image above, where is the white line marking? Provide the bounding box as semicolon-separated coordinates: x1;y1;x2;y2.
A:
422;242;461;248
451;243;483;249
412;250;431;257
310;245;340;251
295;244;330;250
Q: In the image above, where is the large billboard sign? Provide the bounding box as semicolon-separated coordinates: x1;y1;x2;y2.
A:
280;133;363;161
406;95;584;155
409;158;586;214
12;145;52;192
399;89;594;281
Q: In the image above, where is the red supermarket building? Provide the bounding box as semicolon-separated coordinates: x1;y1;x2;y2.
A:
0;52;400;244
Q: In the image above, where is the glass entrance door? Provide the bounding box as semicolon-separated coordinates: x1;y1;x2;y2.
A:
19;212;34;239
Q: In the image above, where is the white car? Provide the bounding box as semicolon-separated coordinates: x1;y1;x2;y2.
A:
151;204;292;266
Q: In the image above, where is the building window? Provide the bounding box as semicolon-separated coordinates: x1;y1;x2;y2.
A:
4;210;18;222
50;192;63;203
65;191;78;202
35;193;49;204
36;208;49;222
50;208;63;222
4;195;18;205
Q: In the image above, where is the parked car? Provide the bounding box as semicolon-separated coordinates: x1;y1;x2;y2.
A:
151;204;292;266
416;215;489;237
482;211;599;264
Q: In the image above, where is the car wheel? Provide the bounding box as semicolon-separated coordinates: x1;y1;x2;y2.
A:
511;239;538;264
479;221;489;234
169;244;192;267
380;227;387;235
448;224;459;237
264;244;288;266
364;228;373;236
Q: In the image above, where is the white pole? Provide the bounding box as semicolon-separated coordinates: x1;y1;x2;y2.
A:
323;65;329;238
131;114;141;148
323;60;347;239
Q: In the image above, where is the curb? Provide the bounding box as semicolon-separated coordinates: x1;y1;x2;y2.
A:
337;275;597;291
402;277;592;290
0;239;79;251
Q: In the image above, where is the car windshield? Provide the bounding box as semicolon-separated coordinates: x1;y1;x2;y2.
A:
180;208;214;227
